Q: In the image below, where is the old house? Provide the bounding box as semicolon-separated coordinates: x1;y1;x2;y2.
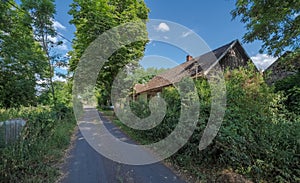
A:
134;40;254;99
264;51;300;85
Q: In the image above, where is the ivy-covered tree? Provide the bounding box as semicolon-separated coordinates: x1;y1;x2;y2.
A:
69;0;149;106
232;0;300;56
0;0;47;108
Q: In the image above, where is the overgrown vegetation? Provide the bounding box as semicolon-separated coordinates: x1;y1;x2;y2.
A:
0;106;75;182
1;0;299;182
0;1;48;108
0;1;76;182
109;65;300;182
274;72;300;115
69;0;149;106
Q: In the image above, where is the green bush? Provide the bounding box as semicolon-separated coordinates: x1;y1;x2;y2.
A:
127;65;300;182
275;72;300;115
212;68;299;182
127;96;180;143
0;106;75;182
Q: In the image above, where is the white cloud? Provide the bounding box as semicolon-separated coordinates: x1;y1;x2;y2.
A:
53;20;66;31
48;35;58;43
48;20;68;50
58;65;69;71
57;43;68;51
181;30;193;38
53;75;67;82
251;54;277;71
58;45;68;51
156;23;170;32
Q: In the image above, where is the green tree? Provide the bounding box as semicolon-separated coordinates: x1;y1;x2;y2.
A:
232;0;300;56
0;1;47;108
38;81;72;106
129;67;167;84
21;0;66;107
69;0;149;106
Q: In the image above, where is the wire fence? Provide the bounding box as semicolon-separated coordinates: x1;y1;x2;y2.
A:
0;119;26;148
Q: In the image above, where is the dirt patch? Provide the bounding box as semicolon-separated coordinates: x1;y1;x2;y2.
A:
216;170;253;183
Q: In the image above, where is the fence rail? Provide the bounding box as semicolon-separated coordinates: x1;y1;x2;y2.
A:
0;119;26;147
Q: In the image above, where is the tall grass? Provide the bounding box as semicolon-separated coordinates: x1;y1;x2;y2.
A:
0;106;76;182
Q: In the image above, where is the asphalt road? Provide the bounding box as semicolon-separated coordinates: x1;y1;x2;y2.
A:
60;112;187;183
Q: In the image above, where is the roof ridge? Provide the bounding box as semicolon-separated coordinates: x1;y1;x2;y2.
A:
202;40;238;75
156;39;240;77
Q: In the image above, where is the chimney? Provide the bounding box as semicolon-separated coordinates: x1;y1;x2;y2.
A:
186;55;193;62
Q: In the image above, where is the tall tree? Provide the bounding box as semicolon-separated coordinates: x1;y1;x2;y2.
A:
0;0;47;108
232;0;300;56
21;0;61;107
69;0;149;106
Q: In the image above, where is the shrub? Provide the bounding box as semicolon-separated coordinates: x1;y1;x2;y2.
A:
127;65;300;182
275;72;300;115
0;105;75;182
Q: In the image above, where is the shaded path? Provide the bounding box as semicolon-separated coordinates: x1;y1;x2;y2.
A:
60;112;186;183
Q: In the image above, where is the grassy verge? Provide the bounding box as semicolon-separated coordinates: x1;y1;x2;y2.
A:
0;106;76;182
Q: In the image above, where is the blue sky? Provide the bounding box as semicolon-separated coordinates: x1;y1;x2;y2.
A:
52;0;277;71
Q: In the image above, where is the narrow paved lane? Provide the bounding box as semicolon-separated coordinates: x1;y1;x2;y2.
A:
60;112;186;183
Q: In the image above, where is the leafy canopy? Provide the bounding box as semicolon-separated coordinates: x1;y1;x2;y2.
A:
232;0;300;56
0;1;47;108
69;0;149;106
21;0;68;107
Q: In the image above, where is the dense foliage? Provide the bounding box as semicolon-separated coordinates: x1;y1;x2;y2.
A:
21;0;68;107
232;0;300;56
0;1;75;182
1;0;299;182
128;67;167;84
0;0;68;108
69;0;149;106
0;1;48;108
38;81;72;107
0;106;75;182
275;72;300;115
124;65;300;182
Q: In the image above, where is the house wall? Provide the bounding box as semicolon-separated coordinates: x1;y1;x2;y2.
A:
135;88;163;101
219;47;248;71
136;93;147;102
264;59;299;85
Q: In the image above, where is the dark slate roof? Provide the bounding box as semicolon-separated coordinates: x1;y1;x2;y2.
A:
135;40;248;94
